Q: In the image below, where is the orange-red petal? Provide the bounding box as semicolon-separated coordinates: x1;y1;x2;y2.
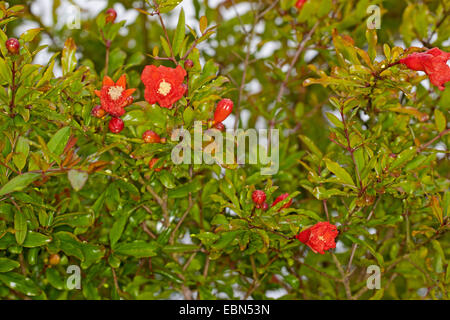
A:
116;74;127;88
102;76;115;87
123;88;136;98
94;90;101;97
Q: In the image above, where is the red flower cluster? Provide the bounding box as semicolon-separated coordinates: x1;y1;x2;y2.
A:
295;0;307;10
399;48;450;91
296;222;338;254
95;75;135;117
141;65;187;108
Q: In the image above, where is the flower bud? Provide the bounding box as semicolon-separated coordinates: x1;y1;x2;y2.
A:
184;59;194;69
6;38;20;55
91;105;106;118
214;98;233;124
109;117;124;133
105;8;117;24
142;130;161;143
252;190;266;207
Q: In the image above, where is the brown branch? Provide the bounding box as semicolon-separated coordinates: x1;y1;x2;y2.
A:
169;193;194;244
275;21;319;104
418;128;450;152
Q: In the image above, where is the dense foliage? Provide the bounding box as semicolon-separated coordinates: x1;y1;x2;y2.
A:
0;0;449;300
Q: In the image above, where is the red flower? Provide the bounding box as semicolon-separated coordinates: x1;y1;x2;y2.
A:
252;190;266;207
296;221;338;254
271;193;292;209
95;75;135;117
295;0;307;10
141;65;187;109
399;48;450;91
214;99;234;124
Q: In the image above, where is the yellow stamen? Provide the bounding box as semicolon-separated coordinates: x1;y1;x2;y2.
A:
157;80;172;96
108;86;124;101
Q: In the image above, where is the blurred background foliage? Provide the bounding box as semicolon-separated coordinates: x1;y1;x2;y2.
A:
0;0;449;300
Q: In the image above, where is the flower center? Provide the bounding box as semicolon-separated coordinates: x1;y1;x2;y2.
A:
318;236;325;242
108;86;124;101
157;80;172;96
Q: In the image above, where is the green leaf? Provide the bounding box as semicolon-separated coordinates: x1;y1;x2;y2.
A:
48;127;71;157
114;241;158;258
0;173;40;196
108;48;126;74
160;35;172;58
299;135;323;158
0;258;20;272
20;28;42;42
14;211;27;245
53;232;84;260
46;268;64;290
325;159;355;186
162;244;199;253
13;136;29;171
325;112;344;129
293;209;323;221
158;0;183;14
199;16;208;34
0;272;41;296
434;109;446;132
183;106;194;127
172;8;185;56
22;231;51;248
212;231;239;250
110;213;130;248
390;146;417;169
61;37;77;75
158;171;176;189
123;104;166;128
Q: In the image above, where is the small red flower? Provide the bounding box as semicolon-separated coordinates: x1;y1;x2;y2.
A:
295;0;307;10
141;65;187;109
109;117;124;134
399;48;450;91
95;75;136;117
6;38;20;55
252;190;266;207
271;193;292;209
296;221;338;254
142;130;161;143
214;99;234;124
